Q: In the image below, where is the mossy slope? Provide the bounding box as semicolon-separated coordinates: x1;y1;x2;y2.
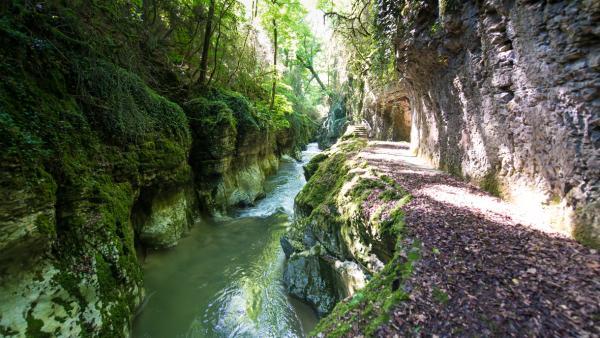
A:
283;137;418;324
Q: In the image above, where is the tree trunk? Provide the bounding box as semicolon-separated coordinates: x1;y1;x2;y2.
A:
307;64;326;91
142;0;150;22
297;55;327;92
252;0;259;19
208;0;235;86
228;24;251;85
198;0;216;87
269;18;278;110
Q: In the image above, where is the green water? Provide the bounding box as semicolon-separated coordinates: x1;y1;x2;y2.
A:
133;145;320;338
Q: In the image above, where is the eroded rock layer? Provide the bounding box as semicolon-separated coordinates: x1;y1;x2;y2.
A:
363;0;599;246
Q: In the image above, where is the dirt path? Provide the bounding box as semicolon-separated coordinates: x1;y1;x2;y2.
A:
357;140;599;337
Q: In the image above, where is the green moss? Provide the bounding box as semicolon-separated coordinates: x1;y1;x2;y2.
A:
380;199;410;244
303;153;329;180
26;309;50;338
76;59;190;145
439;0;459;18
95;254;130;336
380;188;405;202
432;287;449;305
207;88;260;131
327;322;353;337
313;241;422;336
34;213;55;237
185;97;237;130
480;172;502;197
295;148;355;215
573;202;600;249
350;178;386;201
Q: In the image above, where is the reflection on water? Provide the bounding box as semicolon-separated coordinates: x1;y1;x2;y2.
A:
133;144;321;338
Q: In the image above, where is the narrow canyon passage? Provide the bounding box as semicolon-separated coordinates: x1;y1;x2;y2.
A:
1;1;598;336
133;145;320;337
319;138;600;336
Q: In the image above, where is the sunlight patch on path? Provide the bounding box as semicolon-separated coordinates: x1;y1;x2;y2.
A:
417;184;566;237
358;141;568;238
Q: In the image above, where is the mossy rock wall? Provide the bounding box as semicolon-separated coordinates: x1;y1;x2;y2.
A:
283;137;421;336
282;138;411;318
0;3;314;336
185;88;313;215
0;23;192;334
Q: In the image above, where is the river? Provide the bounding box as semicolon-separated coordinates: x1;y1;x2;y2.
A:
133;143;321;338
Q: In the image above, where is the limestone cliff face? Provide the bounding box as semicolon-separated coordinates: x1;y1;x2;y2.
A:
184;93;307;216
365;0;599;246
362;86;412;142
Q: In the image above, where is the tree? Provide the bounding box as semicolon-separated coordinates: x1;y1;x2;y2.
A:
198;0;216;86
295;31;327;92
260;0;307;110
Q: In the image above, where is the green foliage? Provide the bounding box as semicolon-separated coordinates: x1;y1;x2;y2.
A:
480;171;502;197
430;21;442;35
76;59;191;145
260;0;307;46
319;0;398;89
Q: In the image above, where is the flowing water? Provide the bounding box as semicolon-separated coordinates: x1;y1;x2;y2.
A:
133;144;321;338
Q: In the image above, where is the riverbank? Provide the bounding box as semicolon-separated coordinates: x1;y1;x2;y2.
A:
284;134;600;337
134;145;321;337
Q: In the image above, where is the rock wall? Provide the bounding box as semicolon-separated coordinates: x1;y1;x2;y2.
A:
362;86;412;142
184;92;308;216
282;136;408;316
132;184;198;249
382;0;599;247
0;5;313;336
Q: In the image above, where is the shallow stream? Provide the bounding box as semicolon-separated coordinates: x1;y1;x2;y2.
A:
133;144;321;338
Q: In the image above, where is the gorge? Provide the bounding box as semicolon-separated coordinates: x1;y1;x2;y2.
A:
1;0;599;337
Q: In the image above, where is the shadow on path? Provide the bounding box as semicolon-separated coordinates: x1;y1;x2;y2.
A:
358;141;599;336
